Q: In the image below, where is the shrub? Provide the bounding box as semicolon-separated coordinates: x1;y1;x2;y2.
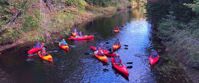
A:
22;15;38;32
65;0;87;8
85;0;113;7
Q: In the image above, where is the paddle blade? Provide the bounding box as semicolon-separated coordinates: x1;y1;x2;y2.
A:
127;62;133;64
127;66;133;69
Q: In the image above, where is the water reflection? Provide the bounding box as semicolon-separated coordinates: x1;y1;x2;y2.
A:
74;9;155;82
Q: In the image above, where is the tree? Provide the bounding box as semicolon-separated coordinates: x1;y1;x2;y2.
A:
185;0;199;14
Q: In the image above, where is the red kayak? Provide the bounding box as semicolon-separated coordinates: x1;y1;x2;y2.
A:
28;43;44;54
111;57;129;77
68;35;94;41
28;48;42;55
90;46;116;57
113;27;120;33
94;51;108;63
149;55;160;65
113;29;120;33
112;44;121;51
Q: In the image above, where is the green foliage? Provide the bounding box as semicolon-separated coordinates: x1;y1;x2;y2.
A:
0;28;21;44
148;0;199;67
85;0;114;7
65;0;87;8
0;1;11;26
185;0;199;14
22;16;39;32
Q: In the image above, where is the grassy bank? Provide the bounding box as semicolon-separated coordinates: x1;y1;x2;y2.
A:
0;0;132;51
147;0;199;83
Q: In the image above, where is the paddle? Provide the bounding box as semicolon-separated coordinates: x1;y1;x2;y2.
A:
105;41;109;44
103;68;109;72
26;58;34;62
127;62;133;64
68;45;76;48
84;51;93;55
48;50;59;53
124;45;128;47
127;66;133;69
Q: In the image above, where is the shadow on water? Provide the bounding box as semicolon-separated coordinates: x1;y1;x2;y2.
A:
0;7;190;83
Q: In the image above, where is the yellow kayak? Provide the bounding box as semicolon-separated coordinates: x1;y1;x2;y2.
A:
38;51;53;63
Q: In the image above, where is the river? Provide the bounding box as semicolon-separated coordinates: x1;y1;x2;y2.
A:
0;8;190;83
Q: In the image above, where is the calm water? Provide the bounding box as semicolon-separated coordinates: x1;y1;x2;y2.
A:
0;9;189;83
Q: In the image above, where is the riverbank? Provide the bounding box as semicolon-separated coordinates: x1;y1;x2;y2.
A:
0;0;132;52
147;0;199;83
155;20;199;83
151;29;192;83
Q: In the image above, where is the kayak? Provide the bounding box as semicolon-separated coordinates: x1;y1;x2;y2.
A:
90;46;97;51
111;57;129;77
112;44;121;51
28;48;42;55
59;45;69;52
90;46;109;54
94;51;108;63
90;46;116;57
113;29;120;33
107;53;117;57
37;51;53;63
28;43;44;54
149;55;160;65
113;27;120;33
71;32;78;37
68;35;94;41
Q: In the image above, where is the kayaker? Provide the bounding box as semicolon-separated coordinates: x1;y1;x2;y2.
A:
114;56;122;64
98;49;104;56
114;39;120;45
150;49;158;58
79;32;83;37
41;47;47;56
96;47;104;55
109;48;114;53
72;28;78;37
59;39;68;46
34;42;44;48
34;42;41;48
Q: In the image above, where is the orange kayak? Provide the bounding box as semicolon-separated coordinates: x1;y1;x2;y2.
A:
59;45;69;52
112;44;121;51
94;51;108;63
37;51;53;63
